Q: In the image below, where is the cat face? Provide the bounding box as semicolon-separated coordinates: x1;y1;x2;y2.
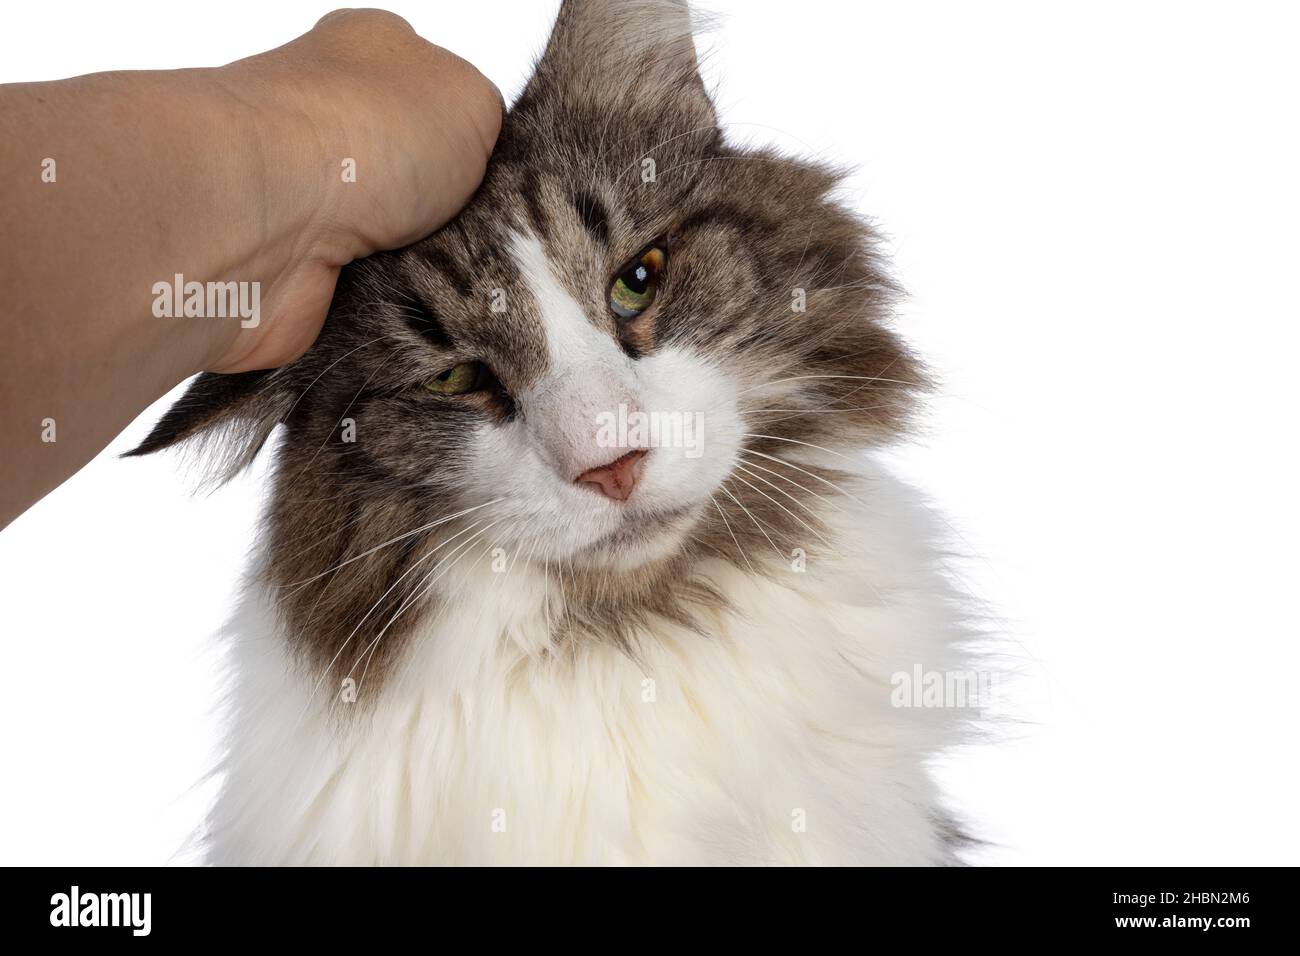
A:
321;181;750;572
135;0;923;681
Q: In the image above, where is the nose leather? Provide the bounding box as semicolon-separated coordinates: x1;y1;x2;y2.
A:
575;449;648;502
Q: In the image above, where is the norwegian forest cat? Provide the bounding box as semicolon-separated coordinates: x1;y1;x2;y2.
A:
133;0;976;864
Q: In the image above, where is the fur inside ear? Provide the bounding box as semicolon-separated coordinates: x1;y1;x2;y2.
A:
124;369;293;484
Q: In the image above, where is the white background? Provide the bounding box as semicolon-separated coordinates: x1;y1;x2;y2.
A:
2;0;1298;866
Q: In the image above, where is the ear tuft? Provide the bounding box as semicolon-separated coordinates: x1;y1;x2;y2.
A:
124;370;291;485
545;0;705;63
528;0;718;119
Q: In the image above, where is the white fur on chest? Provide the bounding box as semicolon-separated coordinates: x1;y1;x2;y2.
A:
205;461;969;865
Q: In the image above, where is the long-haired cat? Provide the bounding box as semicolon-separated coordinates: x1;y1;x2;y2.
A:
132;0;976;865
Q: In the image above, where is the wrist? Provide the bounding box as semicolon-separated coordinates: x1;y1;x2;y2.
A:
193;62;346;372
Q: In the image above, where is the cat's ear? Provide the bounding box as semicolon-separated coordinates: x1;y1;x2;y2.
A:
529;0;716;126
123;369;294;483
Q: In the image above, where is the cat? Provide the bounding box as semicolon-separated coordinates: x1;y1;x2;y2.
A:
131;0;978;865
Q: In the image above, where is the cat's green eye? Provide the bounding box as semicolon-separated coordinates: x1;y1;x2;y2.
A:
424;361;484;395
609;245;666;319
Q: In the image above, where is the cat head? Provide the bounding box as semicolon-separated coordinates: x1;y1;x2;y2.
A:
132;0;924;680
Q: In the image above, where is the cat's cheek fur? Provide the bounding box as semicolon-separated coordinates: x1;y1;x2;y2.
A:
204;459;967;866
630;346;743;513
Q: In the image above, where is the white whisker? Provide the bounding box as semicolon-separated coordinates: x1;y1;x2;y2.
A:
350;519;504;691
292;515;493;727
739;448;861;506
728;472;833;549
718;482;784;561
278;498;504;592
735;373;920;399
732;461;832;516
743;433;860;466
710;493;756;575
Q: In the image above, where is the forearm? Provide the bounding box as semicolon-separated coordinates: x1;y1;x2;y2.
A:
0;11;501;530
0;68;317;527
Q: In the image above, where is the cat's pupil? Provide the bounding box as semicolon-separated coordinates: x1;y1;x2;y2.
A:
624;262;650;294
437;368;454;381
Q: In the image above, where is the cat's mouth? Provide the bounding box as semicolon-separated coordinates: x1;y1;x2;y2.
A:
578;502;699;567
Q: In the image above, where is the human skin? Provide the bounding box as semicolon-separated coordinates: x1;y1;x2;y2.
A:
0;9;502;529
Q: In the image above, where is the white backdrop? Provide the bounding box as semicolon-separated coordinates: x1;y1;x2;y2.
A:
2;0;1297;866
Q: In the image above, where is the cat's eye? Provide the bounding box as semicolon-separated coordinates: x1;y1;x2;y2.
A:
609;245;666;319
424;361;488;396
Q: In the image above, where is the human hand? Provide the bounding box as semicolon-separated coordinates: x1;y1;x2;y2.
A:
206;8;502;372
0;9;500;527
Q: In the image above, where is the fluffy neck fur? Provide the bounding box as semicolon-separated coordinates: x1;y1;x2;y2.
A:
204;457;972;865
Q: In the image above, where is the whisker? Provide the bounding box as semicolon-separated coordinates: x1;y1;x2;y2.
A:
543;557;552;638
710;493;757;576
739;449;863;506
741;402;902;430
387;519;525;695
374;519;503;639
292;515;494;726
735;373;921;399
742;433;861;466
346;522;499;692
728;472;834;550
732;460;833;517
278;498;504;592
350;519;502;690
280;333;395;423
283;350;403;486
742;403;899;414
718;482;785;562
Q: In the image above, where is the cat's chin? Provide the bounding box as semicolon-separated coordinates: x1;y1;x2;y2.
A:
571;503;701;572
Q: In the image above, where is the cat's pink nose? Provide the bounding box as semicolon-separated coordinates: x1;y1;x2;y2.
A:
575;449;648;502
